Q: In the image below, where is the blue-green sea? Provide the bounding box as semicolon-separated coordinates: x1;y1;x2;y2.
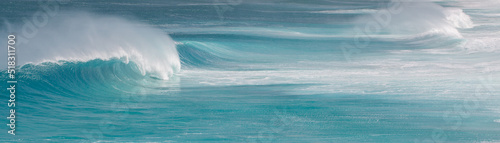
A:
1;0;500;142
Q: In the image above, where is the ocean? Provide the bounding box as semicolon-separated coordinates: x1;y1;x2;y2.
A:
0;0;499;142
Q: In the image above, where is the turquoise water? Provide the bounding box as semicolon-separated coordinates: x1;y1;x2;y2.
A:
1;0;500;142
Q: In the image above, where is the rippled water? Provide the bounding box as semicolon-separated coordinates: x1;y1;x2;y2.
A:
0;0;499;142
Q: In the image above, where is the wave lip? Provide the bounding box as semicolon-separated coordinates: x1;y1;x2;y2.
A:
3;12;180;80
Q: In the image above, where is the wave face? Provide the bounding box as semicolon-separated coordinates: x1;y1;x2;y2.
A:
1;0;500;142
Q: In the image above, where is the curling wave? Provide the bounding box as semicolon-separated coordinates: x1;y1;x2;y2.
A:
1;12;180;80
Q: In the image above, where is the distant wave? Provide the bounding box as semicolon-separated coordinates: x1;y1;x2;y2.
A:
353;2;474;42
177;41;232;68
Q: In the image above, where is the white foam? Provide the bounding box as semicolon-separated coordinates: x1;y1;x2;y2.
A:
444;8;474;29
